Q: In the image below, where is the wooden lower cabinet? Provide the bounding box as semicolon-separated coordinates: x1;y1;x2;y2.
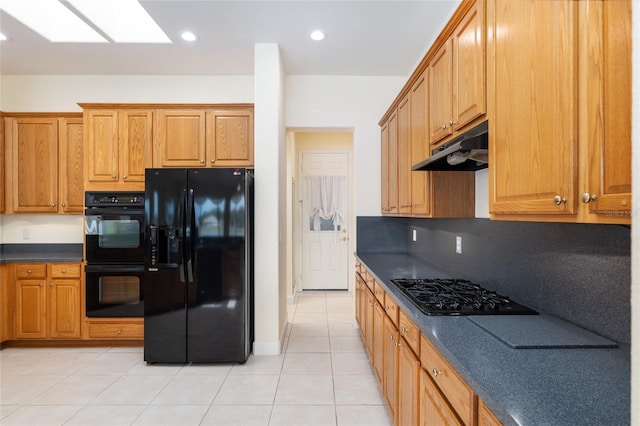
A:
373;301;385;383
478;400;502;426
383;314;399;421
420;368;464;426
14;263;81;340
398;340;420;425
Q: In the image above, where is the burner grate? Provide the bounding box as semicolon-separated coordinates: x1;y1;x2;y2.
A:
389;278;537;316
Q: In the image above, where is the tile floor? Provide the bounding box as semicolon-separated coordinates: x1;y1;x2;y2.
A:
0;291;393;426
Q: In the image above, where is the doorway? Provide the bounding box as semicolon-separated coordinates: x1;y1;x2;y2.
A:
288;131;353;294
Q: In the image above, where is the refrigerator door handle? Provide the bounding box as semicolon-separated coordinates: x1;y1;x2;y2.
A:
185;188;195;283
178;188;188;283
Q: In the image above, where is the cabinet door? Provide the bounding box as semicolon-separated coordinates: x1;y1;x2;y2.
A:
59;118;84;213
364;290;375;358
120;110;153;183
382;315;398;421
387;111;399;214
154;109;206;167
452;0;485;130
488;0;578;216
381;121;390;214
583;0;631;221
0;113;4;213
48;278;81;339
10;118;59;213
372;301;385;383
429;40;453;145
410;72;431;217
397;339;420;426
397;95;412;215
85;110;119;184
207;109;254;167
15;280;47;339
419;368;463;426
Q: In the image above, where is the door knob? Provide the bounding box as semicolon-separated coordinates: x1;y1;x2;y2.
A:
581;193;598;203
553;195;567;205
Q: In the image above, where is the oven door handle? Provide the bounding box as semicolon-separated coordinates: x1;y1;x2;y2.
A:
85;264;145;273
84;208;144;216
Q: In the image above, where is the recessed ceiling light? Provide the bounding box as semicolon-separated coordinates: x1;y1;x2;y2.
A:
0;33;7;41
66;0;171;43
310;30;325;41
181;31;197;42
0;0;107;42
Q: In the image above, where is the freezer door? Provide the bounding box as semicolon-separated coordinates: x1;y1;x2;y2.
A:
144;168;189;363
187;168;250;362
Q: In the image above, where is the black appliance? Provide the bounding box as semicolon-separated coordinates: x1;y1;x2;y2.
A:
84;191;146;318
144;168;253;364
389;278;537;316
85;263;144;317
412;120;488;171
84;192;145;263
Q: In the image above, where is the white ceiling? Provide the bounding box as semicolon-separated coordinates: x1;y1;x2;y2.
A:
0;0;461;76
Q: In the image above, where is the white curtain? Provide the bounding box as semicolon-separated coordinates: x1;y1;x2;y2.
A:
305;175;346;231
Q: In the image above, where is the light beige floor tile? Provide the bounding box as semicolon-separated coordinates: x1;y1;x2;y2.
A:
230;355;284;375
108;346;144;353
328;322;360;337
30;374;118;405
286;336;331;353
298;291;326;298
327;312;355;324
325;297;354;313
0;405;81;426
133;404;209;425
74;352;141;375
269;405;337;426
177;363;233;375
334;374;385;405
282;353;332;375
335;404;393;426
0;405;20;420
64;405;145;426
290;323;330;337
330;336;365;353
91;375;172;405
151;374;225;405
274;375;334;405
331;352;374;375
0;374;65;405
295;298;327;313
0;352;99;376
213;375;280;405
126;360;184;375
201;405;272;425
292;312;329;325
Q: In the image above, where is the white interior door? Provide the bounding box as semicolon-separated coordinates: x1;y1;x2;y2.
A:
300;152;350;290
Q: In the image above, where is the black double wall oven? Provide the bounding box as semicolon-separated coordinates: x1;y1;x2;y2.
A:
84;191;145;318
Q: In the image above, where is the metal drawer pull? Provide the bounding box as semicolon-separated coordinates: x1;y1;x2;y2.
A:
432;368;442;378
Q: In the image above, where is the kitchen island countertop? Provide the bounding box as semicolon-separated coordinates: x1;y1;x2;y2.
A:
356;252;629;426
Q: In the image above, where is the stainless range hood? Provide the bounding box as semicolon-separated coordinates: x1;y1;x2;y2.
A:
412;120;488;171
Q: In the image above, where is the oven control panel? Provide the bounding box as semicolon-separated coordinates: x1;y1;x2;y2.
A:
85;191;145;207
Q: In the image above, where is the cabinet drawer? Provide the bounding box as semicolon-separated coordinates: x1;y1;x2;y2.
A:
420;335;476;425
51;264;81;278
86;321;143;339
364;272;375;291
399;310;420;354
383;293;399;326
15;264;47;279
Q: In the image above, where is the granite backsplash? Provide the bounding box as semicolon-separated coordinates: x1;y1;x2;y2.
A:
356;216;631;345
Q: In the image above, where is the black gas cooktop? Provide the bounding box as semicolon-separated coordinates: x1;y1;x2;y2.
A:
389;278;538;316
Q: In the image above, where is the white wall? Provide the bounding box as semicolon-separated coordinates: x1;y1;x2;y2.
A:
285;76;406;217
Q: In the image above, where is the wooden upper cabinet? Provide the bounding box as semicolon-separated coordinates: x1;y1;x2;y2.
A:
380;120;391;214
488;0;578;216
9;118;59;213
206;109;254;167
488;0;631;224
59;118;84;213
84;108;151;190
386;111;398;215
0;112;4;213
429;0;485;146
582;0;631;223
409;72;431;217
154;109;206;168
397;95;412;215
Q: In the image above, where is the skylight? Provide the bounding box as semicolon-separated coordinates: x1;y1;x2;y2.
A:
0;0;171;43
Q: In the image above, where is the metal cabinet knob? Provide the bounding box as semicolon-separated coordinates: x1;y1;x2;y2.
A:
581;193;598;203
200;160;205;164
49;282;54;287
27;269;32;275
61;203;66;207
117;329;122;334
449;119;456;126
432;368;442;378
39;283;44;287
61;269;66;273
112;174;117;179
51;203;56;207
441;124;447;130
553;195;567;205
123;175;128;180
211;160;215;164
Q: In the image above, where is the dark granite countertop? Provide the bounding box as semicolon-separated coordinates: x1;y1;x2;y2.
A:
356;252;630;426
0;244;84;263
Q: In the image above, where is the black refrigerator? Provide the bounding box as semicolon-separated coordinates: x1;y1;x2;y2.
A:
143;168;253;363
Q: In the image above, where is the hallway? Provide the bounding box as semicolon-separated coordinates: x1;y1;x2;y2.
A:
0;291;392;426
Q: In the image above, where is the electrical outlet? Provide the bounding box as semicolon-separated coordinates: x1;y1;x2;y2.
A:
412;229;417;242
456;236;462;254
23;228;30;240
